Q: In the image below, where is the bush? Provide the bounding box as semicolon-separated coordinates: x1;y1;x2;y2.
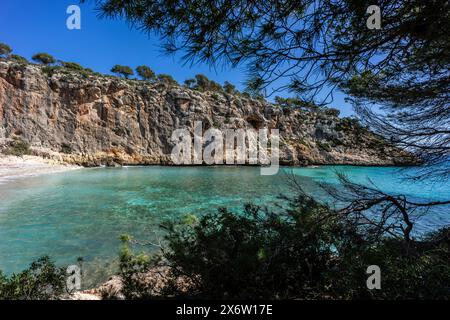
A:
136;65;155;81
10;54;28;64
195;74;222;92
184;74;223;92
317;141;332;152
212;119;221;128
157;74;178;86
241;91;251;98
116;235;157;300
111;65;134;79
79;68;103;78
0;43;12;58
41;66;62;77
60;143;73;154
184;78;196;89
6;138;31;156
121;194;450;299
32;53;56;65
274;96;320;112
223;81;236;95
0;256;67;300
335;117;360;131
62;61;84;71
324;107;340;117
159;201;343;299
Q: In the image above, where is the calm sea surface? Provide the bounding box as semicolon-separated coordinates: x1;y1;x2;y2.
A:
0;166;448;286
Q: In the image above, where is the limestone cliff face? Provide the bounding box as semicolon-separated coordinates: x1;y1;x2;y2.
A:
0;60;411;167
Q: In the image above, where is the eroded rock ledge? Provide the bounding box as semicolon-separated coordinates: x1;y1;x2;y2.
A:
0;60;413;167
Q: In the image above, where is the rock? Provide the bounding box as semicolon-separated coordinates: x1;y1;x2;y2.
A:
96;276;125;300
0;60;413;167
61;266;193;300
169;87;191;101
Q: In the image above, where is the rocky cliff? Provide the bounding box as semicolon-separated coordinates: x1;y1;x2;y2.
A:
0;60;412;167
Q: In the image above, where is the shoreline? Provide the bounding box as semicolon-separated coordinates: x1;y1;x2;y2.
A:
0;155;82;183
0;154;421;184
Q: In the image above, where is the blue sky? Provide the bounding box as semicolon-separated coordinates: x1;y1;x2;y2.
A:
0;0;353;116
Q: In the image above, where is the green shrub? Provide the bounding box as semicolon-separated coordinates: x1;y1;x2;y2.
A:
330;137;344;146
195;74;222;92
298;138;309;146
62;61;84;71
132;197;449;300
32;53;56;65
61;143;73;154
111;65;134;79
223;81;237;95
6;139;31;156
116;235;159;300
157;74;178;86
10;54;28;64
41;66;62;77
6;195;447;300
136;65;155;81
184;78;196;89
324;107;340;117
212;119;221;128
335;117;361;132
0;43;12;58
158;201;340;299
184;74;223;92
77;68;103;78
317;141;332;152
0;256;66;300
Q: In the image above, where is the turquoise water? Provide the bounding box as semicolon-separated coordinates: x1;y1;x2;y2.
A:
0;166;449;286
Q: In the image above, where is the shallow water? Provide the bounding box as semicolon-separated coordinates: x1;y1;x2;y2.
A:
0;166;448;286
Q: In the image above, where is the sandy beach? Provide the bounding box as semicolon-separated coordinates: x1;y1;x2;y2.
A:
0;155;81;183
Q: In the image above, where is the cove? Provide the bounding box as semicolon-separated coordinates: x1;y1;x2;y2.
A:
0;165;448;287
